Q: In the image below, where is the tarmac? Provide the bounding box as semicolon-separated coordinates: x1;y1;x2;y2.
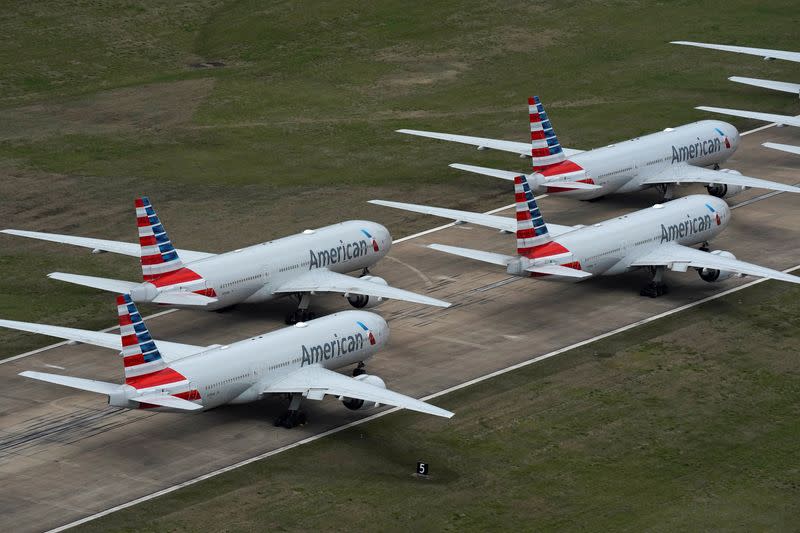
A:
0;125;798;532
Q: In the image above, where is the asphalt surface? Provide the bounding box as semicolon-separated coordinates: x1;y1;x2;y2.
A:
1;126;798;532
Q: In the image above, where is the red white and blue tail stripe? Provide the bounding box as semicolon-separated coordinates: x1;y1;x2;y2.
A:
529;96;566;171
136;197;184;282
515;175;551;255
117;294;189;391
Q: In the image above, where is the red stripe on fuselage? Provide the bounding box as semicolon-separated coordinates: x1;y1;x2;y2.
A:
126;367;186;389
150;267;203;288
522;241;570;259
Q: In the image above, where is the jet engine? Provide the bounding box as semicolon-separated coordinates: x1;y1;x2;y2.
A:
707;170;746;199
698;250;738;282
346;276;387;309
342;374;386;410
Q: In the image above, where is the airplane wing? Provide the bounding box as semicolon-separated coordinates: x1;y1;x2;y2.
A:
763;142;800;156
630;243;800;284
368;199;578;237
729;77;800;95
695;106;800;128
671;41;800;63
262;365;453;418
0;229;216;262
642;164;800;194
449;163;602;190
396;129;584;157
0;319;206;361
273;269;450;308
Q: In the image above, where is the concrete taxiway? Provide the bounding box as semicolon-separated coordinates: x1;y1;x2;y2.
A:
1;125;798;532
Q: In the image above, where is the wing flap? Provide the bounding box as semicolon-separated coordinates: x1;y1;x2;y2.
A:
273;269;450;308
397;129;583;157
263;366;453;418
643;165;800;193
631;243;800;284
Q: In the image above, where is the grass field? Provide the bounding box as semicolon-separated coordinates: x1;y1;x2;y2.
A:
1;0;799;359
75;280;800;532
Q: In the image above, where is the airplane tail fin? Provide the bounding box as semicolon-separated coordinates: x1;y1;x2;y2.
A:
135;197;184;282
528;96;566;172
116;294;186;389
514;174;551;255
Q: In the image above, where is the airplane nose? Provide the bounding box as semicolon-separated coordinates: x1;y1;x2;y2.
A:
374;223;392;252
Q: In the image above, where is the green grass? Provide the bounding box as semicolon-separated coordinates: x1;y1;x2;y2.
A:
76;281;800;532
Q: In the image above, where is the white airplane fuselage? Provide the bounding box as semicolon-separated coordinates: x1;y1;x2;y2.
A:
536;120;740;199
133;220;391;310
509;195;731;279
116;310;389;412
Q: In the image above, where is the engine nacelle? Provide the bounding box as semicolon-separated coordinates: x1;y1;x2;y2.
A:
342;374;386;410
707;170;746;199
346;276;387;309
698;250;737;282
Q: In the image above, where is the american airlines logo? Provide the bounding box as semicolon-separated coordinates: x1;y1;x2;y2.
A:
660;214;714;243
671;136;726;163
309;239;370;269
300;322;376;367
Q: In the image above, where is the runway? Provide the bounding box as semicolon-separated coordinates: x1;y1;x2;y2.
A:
1;125;798;532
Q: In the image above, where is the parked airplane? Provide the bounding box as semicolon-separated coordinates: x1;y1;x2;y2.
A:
4;295;453;428
371;174;800;297
1;197;449;323
672;41;800;139
671;41;800;95
398;97;800;201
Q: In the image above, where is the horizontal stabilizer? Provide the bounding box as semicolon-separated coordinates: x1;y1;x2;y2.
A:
133;393;203;410
428;244;514;266
150;291;218;306
48;272;140;294
19;371;122;395
729;76;800;95
450;163;521;180
527;264;592;278
763;142;800;156
695;106;800;128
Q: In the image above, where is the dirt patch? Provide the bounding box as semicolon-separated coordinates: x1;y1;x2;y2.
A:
0;78;216;141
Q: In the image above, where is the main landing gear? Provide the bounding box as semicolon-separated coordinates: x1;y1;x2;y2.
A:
285;293;316;325
274;393;307;429
655;183;676;201
640;266;670;298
